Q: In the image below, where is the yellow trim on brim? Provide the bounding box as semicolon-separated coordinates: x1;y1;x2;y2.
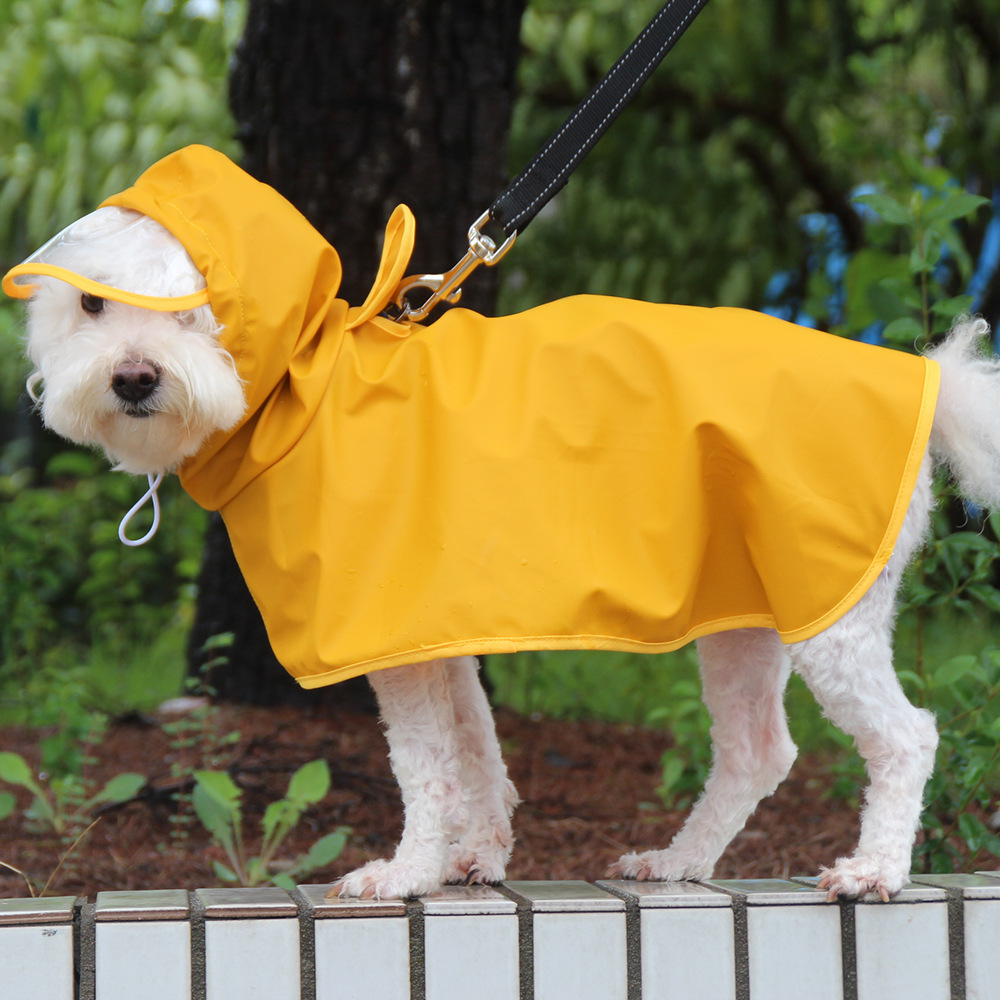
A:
2;263;211;312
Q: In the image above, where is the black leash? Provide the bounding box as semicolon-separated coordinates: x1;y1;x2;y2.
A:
393;0;710;321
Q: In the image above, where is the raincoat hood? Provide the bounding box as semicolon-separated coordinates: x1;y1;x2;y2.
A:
6;146;940;688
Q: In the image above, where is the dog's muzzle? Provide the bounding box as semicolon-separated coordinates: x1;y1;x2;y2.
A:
111;361;161;416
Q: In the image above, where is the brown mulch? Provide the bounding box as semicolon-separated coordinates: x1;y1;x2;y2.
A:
0;702;978;898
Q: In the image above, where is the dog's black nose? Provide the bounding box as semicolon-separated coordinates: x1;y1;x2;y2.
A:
112;362;161;404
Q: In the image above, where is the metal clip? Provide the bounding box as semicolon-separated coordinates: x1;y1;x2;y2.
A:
392;210;516;323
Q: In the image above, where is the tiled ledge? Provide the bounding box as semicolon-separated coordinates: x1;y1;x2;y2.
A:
0;874;997;999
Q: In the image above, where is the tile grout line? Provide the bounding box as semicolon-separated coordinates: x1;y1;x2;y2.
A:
944;887;966;1000
291;888;316;1000
838;900;858;1000
189;890;206;1000
494;883;534;1000
75;898;95;1000
406;898;426;1000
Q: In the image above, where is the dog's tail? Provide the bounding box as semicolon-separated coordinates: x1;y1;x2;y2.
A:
926;316;1000;508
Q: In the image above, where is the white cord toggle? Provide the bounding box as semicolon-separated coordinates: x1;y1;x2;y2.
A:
118;472;164;547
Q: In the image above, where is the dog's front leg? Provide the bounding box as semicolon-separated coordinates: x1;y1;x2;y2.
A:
330;659;468;899
443;657;519;884
610;628;796;882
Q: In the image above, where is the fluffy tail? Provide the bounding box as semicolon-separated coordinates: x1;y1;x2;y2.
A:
926;316;1000;508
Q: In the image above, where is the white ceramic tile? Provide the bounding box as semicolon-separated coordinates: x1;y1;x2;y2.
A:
205;917;300;1000
746;903;843;1000
641;906;736;1000
424;912;519;1000
854;900;950;1000
961;899;1000;1000
532;911;628;1000
0;924;75;999
96;921;191;1000
314;915;410;1000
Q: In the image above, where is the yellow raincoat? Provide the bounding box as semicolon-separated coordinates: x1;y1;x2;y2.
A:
6;146;939;687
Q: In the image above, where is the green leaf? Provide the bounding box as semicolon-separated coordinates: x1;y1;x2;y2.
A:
958;813;987;851
88;772;145;807
192;783;236;853
867;281;917;323
193;771;242;814
931;295;975;319
929;656;978;689
882;317;924;346
261;799;298;846
287;759;331;806
0;752;38;790
0;792;16;821
211;860;240;883
290;829;350;876
855;193;911;225
925;192;990;225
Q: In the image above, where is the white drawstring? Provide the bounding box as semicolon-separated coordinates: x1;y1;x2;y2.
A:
118;472;164;547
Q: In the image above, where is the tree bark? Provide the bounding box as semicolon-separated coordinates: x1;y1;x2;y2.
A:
187;0;525;704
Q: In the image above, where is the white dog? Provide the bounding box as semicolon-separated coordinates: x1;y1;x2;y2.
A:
9;178;1000;903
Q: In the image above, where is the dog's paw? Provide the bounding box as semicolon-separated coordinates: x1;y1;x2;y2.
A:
443;842;509;886
816;857;907;902
327;859;445;900
606;849;712;882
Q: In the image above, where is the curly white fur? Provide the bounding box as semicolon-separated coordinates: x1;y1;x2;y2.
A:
17;208;1000;902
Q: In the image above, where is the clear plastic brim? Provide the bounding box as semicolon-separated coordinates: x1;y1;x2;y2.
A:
1;208;210;312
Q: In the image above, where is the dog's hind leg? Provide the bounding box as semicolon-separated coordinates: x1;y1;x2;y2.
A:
789;581;938;901
331;658;469;899
610;628;797;881
442;657;519;885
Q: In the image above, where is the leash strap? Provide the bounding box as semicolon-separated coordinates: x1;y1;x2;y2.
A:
393;0;709;321
490;0;709;237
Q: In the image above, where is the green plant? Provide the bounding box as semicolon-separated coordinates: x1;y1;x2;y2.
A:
848;175;990;347
0;749;144;837
910;647;1000;872
192;759;349;889
161;634;242;846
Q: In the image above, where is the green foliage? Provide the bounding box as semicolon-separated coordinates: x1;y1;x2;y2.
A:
850;179;990;346
0;456;207;702
192;760;349;889
0;0;242;261
910;648;1000;871
501;0;1000;316
486;645;700;723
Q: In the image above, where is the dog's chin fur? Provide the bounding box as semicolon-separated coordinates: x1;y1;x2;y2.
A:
23;208;245;474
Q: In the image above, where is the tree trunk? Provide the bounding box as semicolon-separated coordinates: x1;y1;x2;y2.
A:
187;0;526;704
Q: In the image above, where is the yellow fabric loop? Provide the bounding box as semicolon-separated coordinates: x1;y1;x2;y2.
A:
345;204;417;331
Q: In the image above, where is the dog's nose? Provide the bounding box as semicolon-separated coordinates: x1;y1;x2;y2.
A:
112;361;161;403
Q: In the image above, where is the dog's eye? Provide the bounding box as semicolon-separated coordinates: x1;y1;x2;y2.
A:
81;293;106;315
